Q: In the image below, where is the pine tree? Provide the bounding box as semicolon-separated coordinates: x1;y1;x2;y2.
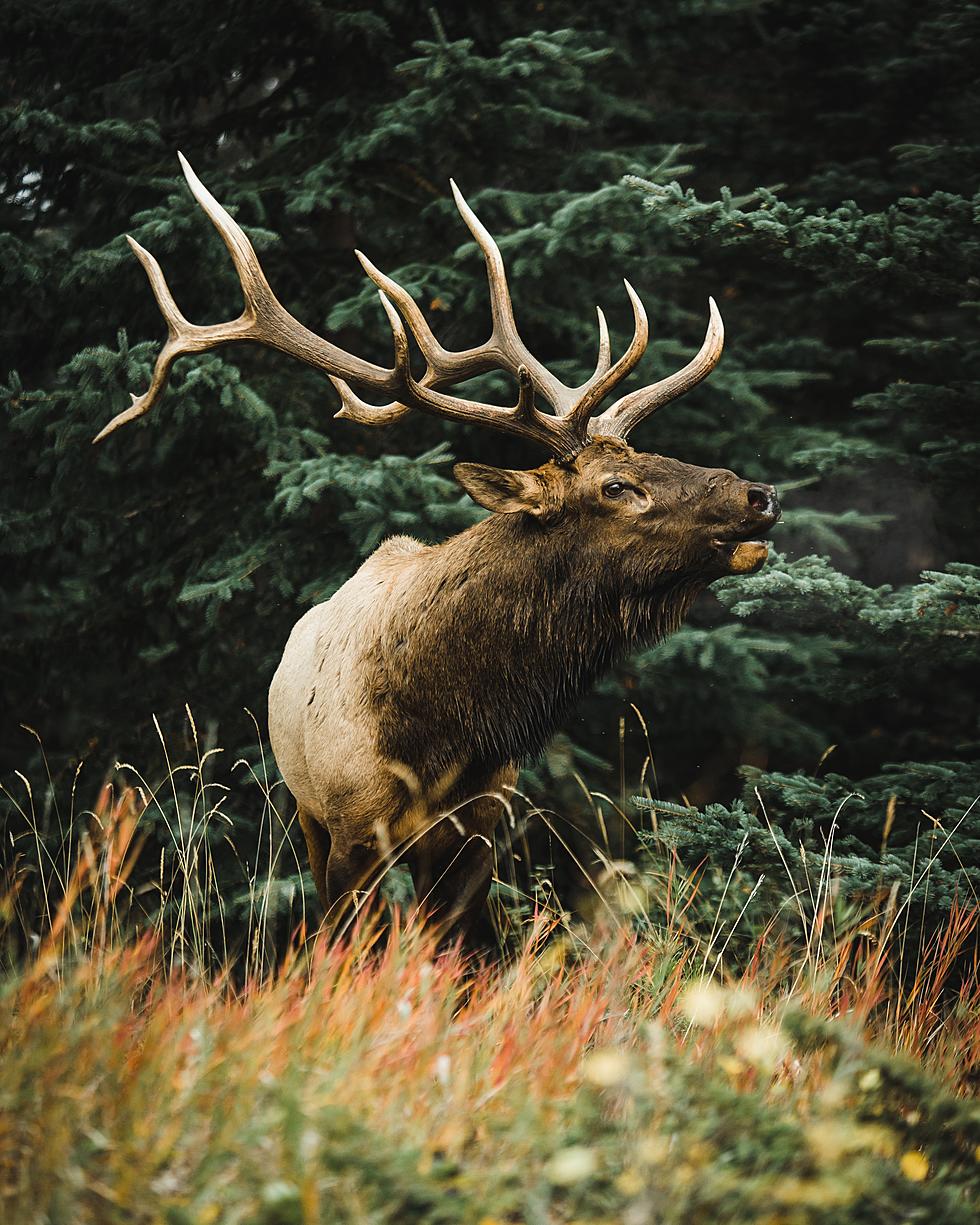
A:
2;0;977;933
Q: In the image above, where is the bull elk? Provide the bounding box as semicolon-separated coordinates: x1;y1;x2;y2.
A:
96;154;780;947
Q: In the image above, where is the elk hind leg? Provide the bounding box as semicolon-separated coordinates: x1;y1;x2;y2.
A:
323;841;383;939
297;807;331;914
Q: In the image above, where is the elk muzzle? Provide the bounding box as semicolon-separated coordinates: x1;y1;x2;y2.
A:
711;481;780;575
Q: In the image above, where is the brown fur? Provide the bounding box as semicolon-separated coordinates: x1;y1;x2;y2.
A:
268;437;779;943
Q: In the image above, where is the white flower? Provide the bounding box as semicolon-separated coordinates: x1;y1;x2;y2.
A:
546;1146;598;1185
583;1047;631;1088
679;979;727;1026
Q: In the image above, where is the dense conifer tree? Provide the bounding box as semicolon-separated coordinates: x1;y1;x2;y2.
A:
2;0;977;928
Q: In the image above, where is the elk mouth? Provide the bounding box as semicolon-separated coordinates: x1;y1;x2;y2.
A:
710;523;776;575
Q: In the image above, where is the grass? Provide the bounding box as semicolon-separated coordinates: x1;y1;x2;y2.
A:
1;727;979;1223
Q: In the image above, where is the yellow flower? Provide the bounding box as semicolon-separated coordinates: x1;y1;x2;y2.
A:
900;1151;929;1181
615;1169;645;1196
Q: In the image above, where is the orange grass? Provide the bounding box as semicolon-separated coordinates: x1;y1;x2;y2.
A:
2;751;980;1222
3;913;980;1223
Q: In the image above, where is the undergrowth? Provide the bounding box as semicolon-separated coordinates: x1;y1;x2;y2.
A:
1;728;979;1224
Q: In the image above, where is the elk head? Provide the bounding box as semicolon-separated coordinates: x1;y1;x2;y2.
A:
455;443;778;589
95;154;780;584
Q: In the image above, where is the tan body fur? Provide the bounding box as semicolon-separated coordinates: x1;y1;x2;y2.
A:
269;527;518;938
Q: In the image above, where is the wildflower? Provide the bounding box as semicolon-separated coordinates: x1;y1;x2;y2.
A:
679;979;727;1026
583;1047;631;1088
726;983;759;1019
900;1151;929;1181
637;1135;670;1166
735;1023;787;1073
615;1168;645;1196
546;1146;598;1185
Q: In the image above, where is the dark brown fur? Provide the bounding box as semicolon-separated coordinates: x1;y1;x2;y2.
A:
269;437;779;946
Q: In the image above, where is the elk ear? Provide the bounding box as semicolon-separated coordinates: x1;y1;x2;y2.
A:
453;463;554;518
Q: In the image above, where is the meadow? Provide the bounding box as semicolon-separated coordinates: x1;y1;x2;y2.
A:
2;738;978;1225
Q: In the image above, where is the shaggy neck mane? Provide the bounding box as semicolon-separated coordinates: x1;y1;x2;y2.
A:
376;512;703;782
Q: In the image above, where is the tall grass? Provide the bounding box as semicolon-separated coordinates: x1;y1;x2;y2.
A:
1;723;978;1222
2;710;309;979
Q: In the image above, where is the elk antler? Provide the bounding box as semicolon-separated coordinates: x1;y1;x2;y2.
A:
95;155;724;454
588;296;724;441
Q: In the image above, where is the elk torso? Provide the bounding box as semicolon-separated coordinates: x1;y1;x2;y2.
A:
268;504;700;857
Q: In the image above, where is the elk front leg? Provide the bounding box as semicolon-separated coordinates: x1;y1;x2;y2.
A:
408;769;516;952
409;832;496;953
323;841;382;937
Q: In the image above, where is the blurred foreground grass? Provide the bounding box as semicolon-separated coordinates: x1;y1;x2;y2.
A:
2;765;979;1223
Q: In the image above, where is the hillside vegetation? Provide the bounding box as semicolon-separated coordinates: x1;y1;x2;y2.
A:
3;777;979;1223
2;3;979;1220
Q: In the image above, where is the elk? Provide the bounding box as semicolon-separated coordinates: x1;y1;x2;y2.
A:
96;154;780;946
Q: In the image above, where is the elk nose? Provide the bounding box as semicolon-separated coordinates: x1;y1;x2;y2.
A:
746;484;779;518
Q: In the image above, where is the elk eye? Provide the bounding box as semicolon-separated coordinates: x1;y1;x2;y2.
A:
602;481;628;499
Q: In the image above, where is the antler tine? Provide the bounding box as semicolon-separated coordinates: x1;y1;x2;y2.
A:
93;220;261;444
330;377;412;428
175;155;404;389
93;237;200;442
593;306;611;379
95;155;399;443
354;249;499;384
589;297;724;441
449;181;573;414
177;151;275;315
564;280;649;435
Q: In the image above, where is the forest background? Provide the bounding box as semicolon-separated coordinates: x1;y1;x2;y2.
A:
2;0;978;946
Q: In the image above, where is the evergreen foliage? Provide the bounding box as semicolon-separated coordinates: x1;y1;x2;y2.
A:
2;0;978;929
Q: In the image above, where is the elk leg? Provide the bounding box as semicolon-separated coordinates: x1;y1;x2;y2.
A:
409;834;496;953
297;807;331;913
323;841;381;937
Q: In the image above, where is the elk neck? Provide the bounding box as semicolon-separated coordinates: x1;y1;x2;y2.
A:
372;510;704;784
